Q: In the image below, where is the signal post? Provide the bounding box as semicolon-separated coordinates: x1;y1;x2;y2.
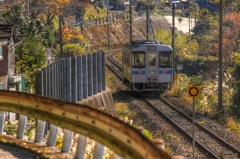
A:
188;86;200;159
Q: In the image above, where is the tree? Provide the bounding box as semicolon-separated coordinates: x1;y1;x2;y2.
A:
210;12;240;68
1;3;48;91
83;3;99;20
29;0;71;26
230;52;240;118
15;37;46;90
135;0;157;11
54;24;89;58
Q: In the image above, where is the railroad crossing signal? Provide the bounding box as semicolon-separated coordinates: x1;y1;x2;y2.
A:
188;86;200;98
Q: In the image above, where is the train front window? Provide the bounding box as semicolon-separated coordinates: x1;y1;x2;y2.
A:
159;52;172;67
148;53;156;66
133;53;145;67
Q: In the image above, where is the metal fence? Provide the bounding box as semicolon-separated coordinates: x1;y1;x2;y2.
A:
36;50;105;102
32;50;108;158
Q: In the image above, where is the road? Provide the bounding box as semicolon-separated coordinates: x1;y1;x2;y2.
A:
0;143;39;159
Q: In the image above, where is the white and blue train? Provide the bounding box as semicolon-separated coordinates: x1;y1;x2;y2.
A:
122;40;174;92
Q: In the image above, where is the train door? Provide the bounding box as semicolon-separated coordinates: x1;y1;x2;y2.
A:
147;53;158;88
158;51;173;89
125;52;131;81
122;51;127;81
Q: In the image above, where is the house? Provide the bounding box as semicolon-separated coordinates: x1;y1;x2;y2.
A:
0;24;22;91
109;0;125;10
0;24;23;121
166;0;189;9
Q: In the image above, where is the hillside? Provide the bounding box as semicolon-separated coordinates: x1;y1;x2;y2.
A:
83;16;171;50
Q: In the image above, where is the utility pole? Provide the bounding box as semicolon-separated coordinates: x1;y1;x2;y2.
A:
188;0;190;35
130;0;132;43
26;0;29;17
146;0;149;40
107;2;110;50
218;0;223;113
172;4;175;83
59;13;63;58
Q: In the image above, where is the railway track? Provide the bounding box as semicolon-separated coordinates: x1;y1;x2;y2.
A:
105;49;240;159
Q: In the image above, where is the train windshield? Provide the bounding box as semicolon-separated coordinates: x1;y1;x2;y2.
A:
159;51;172;67
132;52;145;67
148;53;156;66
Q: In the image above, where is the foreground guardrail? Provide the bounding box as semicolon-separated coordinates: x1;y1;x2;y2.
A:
0;90;172;159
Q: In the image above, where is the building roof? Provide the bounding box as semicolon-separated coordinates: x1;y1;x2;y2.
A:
0;24;19;42
0;24;13;39
63;16;76;25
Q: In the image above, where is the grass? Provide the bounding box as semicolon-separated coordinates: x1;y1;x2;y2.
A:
226;117;240;137
114;53;122;62
105;68;118;93
166;133;180;142
115;102;135;119
169;73;240;139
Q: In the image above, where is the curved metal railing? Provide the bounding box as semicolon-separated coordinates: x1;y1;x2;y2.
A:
0;90;171;159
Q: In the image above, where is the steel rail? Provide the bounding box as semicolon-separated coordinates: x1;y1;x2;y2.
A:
107;50;240;159
105;50;124;80
159;96;240;157
138;94;220;159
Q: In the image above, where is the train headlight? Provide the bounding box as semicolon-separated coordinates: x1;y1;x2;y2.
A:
149;70;156;74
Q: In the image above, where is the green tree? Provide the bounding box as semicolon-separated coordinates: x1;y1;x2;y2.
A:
1;3;48;92
15;37;46;91
136;0;157;11
2;4;51;46
230;52;240;118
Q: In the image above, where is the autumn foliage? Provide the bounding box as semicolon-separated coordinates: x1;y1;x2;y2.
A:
211;12;240;63
62;24;84;43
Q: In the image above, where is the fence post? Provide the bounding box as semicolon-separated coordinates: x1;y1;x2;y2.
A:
43;67;47;96
34;119;46;143
77;56;83;101
75;134;87;159
66;57;71;101
93;142;105;159
71;57;77;103
53;62;57;98
62;129;73;152
47;124;58;146
35;69;47;143
62;57;73;152
16;116;27;139
43;67;49;136
97;51;102;92
92;53;97;95
82;55;88;98
0;112;5;134
56;61;59;99
47;64;58;146
61;58;66;100
101;51;106;90
87;54;93;96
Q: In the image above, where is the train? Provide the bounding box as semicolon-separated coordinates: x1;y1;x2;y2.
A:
122;40;174;92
